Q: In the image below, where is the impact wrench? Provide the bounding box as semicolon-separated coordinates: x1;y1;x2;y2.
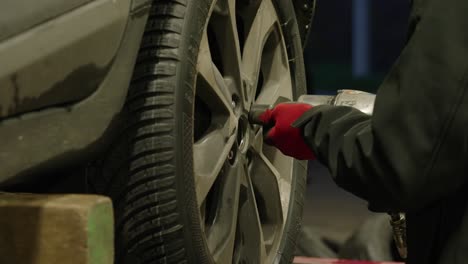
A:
248;89;407;259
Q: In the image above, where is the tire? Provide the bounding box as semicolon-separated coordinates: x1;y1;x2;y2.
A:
88;0;307;263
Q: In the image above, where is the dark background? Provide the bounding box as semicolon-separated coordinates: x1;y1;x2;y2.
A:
304;0;410;94
299;0;410;257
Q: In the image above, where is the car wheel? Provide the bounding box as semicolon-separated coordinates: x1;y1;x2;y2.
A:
88;0;307;263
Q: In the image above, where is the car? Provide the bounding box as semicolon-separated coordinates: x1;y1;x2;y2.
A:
0;0;315;263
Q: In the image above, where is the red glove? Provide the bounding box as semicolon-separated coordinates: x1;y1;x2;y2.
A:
259;103;316;160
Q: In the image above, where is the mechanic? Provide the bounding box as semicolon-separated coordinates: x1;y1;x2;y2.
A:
258;0;468;263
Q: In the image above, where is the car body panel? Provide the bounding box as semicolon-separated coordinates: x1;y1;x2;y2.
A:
0;0;131;120
0;0;94;42
0;0;151;185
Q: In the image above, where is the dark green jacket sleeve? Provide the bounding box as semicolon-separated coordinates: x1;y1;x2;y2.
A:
298;0;468;212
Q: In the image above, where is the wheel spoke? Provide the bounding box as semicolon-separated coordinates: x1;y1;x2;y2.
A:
198;31;238;127
255;67;293;105
261;143;294;204
234;164;267;263
250;150;286;222
210;0;245;106
251;128;292;225
224;0;243;79
254;28;293;105
194;129;236;207
248;147;292;255
197;31;227;101
206;159;242;264
250;127;264;154
242;0;278;102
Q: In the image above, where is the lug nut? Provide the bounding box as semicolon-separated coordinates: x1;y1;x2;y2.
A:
231;94;239;109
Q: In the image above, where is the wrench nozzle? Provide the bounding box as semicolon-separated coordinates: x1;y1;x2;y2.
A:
248;104;270;125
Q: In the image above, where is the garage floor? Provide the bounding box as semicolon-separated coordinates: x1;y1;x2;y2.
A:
294;161;404;263
302;160;375;243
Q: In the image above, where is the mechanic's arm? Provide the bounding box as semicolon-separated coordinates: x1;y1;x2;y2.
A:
300;0;468;212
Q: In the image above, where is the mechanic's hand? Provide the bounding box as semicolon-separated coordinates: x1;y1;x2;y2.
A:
259;103;316;160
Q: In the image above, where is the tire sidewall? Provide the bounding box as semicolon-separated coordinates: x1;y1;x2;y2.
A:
273;0;308;263
173;0;215;262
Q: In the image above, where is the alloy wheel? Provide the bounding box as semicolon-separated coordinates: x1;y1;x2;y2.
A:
193;0;295;262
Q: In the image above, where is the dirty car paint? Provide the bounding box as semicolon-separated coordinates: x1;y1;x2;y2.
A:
0;64;110;120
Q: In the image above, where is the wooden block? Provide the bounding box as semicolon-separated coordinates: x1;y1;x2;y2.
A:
0;193;114;264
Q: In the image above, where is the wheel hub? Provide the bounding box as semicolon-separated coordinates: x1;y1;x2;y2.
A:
236;116;250;152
